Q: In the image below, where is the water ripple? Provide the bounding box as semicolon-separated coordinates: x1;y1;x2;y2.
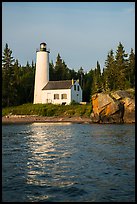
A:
2;123;135;202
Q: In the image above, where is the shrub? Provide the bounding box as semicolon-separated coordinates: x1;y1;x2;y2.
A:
2;103;92;118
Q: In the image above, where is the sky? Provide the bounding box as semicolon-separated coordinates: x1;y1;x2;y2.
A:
2;2;135;72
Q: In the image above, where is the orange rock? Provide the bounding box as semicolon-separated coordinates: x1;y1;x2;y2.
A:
91;90;135;123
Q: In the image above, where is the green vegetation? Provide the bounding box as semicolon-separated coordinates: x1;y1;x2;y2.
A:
2;42;135;108
2;103;92;118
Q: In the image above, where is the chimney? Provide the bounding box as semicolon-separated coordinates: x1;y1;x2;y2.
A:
72;79;74;85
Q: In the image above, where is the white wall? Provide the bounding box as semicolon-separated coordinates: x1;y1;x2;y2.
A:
34;51;49;104
42;89;71;105
71;81;82;103
41;81;82;105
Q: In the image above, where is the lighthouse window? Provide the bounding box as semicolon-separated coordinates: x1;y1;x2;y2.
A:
77;85;79;91
61;94;67;99
74;85;76;91
54;94;59;99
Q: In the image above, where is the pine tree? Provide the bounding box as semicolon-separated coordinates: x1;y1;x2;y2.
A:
54;53;63;80
31;60;35;70
83;69;94;102
2;43;16;106
103;49;116;91
21;62;35;103
96;61;102;92
101;68;109;92
49;60;55;80
13;59;21;86
115;42;128;90
12;59;22;105
69;69;77;80
126;48;135;87
78;67;84;88
91;69;97;95
91;61;102;95
54;53;71;80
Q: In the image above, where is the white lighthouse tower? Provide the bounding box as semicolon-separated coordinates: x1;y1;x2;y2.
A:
33;42;50;104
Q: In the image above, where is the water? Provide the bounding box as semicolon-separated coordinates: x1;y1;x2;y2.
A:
2;123;135;202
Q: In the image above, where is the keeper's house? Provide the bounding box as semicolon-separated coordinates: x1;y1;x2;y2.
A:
41;79;82;105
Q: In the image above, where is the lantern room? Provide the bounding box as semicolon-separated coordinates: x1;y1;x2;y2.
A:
40;42;47;51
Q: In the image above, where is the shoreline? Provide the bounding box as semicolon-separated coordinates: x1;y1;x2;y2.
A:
2;115;92;124
2;115;135;125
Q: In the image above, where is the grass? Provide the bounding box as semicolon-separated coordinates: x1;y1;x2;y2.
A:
2;103;93;118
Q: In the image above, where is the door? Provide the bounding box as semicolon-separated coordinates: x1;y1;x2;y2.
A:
47;93;52;103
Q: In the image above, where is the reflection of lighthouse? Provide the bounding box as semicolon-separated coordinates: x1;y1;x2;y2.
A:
33;42;50;104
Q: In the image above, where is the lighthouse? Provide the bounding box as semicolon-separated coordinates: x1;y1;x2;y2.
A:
33;42;50;104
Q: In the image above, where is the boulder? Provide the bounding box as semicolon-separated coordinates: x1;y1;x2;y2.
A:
90;90;135;124
122;97;135;123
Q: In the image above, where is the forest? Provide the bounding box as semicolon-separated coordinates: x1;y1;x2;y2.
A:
2;42;135;107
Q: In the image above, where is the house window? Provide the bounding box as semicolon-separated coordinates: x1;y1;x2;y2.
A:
54;94;59;99
61;94;67;99
77;85;79;91
74;85;76;91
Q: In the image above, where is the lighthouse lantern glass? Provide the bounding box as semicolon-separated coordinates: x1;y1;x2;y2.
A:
40;43;46;51
41;44;46;48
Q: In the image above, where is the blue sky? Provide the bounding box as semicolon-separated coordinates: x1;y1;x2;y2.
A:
2;2;135;72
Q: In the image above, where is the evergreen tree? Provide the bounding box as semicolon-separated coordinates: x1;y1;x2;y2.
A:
96;61;102;92
12;59;22;105
54;53;63;80
126;48;135;87
49;60;55;80
69;69;78;80
77;67;84;88
91;61;102;95
2;43;16;106
91;68;98;95
103;49;116;91
61;60;69;79
13;59;21;86
54;53;72;80
26;61;30;68
101;68;108;92
115;42;128;90
31;60;35;70
20;62;35;104
83;69;94;102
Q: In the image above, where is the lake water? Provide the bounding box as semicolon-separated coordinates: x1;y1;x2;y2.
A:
2;123;135;202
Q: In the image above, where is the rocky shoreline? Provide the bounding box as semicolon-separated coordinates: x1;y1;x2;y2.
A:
91;90;135;124
2;115;92;124
2;114;135;124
